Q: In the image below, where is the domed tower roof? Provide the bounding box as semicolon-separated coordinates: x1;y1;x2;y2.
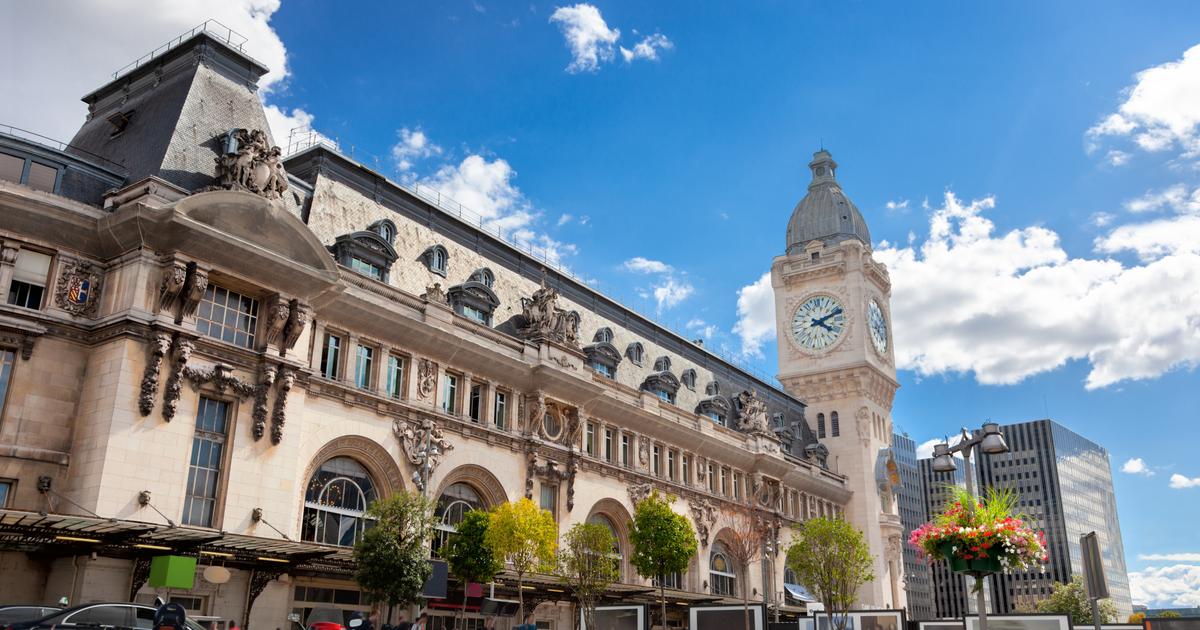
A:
785;150;872;254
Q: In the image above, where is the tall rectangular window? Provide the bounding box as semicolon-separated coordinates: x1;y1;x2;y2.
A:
493;391;507;429
708;464;716;493
652;445;661;477
7;250;51;310
540;483;558;520
585;423;596;456
442;374;458;414
194;285;259;348
603;429;614;461
720;467;729;495
0;479;11;507
667;450;676;482
733;472;742;501
320;333;341;379
386;355;405;399
682;455;691;485
620;435;630;467
0;349;14;422
354;345;373;389
468;384;482;422
182;397;230;527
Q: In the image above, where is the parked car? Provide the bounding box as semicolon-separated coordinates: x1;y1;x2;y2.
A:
0;607;61;626
305;607;346;630
4;603;206;630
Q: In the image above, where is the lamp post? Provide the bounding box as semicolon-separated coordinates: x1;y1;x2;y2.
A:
930;422;1010;630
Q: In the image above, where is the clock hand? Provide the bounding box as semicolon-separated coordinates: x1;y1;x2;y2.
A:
810;318;833;332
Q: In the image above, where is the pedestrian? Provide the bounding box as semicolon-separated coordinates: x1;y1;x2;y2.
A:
394;613;411;630
412;612;428;630
229;620;241;630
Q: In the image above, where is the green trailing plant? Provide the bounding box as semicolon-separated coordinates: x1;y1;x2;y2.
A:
353;491;437;614
486;498;558;621
557;522;620;630
445;509;503;630
785;517;875;630
629;492;698;630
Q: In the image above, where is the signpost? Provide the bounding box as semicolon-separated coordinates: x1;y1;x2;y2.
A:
1080;532;1109;630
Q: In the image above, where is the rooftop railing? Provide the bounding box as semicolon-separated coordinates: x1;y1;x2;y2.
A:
110;20;252;81
0;124;127;172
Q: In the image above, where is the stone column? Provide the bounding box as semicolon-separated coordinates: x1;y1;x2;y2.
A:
0;243;17;304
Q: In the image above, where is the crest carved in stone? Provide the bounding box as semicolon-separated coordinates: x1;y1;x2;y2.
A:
54;259;103;318
735;389;771;435
212;128;289;199
417;359;437;399
628;481;654;506
394;418;454;492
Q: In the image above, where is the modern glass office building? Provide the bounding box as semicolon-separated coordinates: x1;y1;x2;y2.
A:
975;419;1132;619
894;433;935;620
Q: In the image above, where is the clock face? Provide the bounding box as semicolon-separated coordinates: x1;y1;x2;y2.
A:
791;295;846;351
867;299;889;354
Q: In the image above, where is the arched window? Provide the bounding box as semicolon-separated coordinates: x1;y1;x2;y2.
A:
831;411;840;437
680;369;697;391
817;413;826;439
709;543;736;596
469;267;495;289
432;482;484;557
423;245;449;276
301;457;378;547
587;513;623;577
593;327;614;344
625;342;644;366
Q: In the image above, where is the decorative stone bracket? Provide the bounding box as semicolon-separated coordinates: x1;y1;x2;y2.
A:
270;367;295;445
138;332;173;416
157;261;208;324
161;336;194;422
0;316;44;361
183;362;257;398
251;364;279;440
525;450;577;511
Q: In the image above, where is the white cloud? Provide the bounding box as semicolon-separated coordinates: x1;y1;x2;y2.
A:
1129;564;1200;607
619;33;673;63
557;213;573;226
1090;211;1117;227
915;438;941;460
549;4;620;73
1095;215;1200;261
652;277;694;312
686;318;719;341
419;154;574;266
886;199;910;211
1086;42;1200;158
1124;184;1200;214
0;0;302;143
622;257;673;274
873;191;1200;389
1169;473;1200;489
391;127;442;172
1120;457;1154;476
1105;149;1131;166
1139;553;1200;562
732;271;776;358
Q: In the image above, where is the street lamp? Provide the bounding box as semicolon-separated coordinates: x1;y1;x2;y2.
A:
930;422;1010;630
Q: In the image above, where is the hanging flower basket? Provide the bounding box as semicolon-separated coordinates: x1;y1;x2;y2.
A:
911;486;1047;577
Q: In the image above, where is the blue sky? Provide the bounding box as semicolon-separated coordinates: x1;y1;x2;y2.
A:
4;0;1200;608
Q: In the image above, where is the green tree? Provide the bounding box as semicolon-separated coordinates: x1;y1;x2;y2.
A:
785;517;875;630
487;498;558;621
354;491;437;615
445;510;503;630
629;492;698;630
1156;611;1182;619
557;522;620;630
1035;576;1117;625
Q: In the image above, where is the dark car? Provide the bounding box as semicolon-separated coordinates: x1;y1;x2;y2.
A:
5;603;207;630
0;608;61;626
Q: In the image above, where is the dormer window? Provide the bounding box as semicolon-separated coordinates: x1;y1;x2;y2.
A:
329;230;398;283
681;369;697;391
368;219;396;244
626;342;644;366
584;328;621;379
653;356;672;372
448;273;500;326
641;368;679;406
696;393;730;428
705;380;720;396
423;245;449;276
469;268;495;289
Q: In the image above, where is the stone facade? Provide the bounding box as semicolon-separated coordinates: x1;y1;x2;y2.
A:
0;29;856;630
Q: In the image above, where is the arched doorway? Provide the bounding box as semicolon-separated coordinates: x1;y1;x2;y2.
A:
300;456;378;547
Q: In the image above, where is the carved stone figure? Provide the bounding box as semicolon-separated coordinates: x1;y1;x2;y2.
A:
212;128;289;199
54;259;103;317
138;332;173;416
183;363;257;398
263;297;291;348
627;482;654;506
637;435;650;467
180;265;209;318
518;278;580;348
157;262;187;314
417;359;437;399
423;283;448;304
735;389;770;435
251;364;278;440
689;498;717;546
161;337;194;422
857;405;872;444
525;391;547;435
393;417;454;492
270;367;294;444
563;408;583;447
281;301;311;351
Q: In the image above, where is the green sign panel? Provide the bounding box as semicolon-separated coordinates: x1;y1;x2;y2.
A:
148;555;196;589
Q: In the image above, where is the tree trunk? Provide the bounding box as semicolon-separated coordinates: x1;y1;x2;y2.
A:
459;582;470;630
742;579;751;630
517;573;525;625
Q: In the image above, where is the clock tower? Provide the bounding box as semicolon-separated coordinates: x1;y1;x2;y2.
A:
771;150;906;609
